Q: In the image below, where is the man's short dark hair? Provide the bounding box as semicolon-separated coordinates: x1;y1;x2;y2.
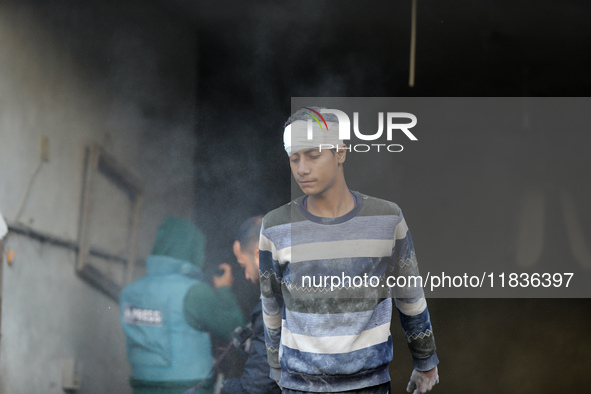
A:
235;216;263;252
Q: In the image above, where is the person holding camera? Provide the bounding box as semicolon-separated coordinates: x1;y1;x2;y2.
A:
219;216;282;394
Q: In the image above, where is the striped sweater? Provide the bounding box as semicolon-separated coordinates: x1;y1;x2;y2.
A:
259;191;438;392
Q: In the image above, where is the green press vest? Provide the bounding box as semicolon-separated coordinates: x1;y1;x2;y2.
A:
120;256;213;382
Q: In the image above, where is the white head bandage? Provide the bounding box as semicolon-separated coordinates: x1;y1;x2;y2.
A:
283;119;343;155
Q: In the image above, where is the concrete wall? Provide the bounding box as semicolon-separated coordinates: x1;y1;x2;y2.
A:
0;1;197;393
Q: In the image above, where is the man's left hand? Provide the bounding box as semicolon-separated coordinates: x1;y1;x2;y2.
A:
406;366;439;394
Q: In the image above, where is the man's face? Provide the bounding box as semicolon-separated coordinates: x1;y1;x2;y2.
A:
289;148;345;196
233;240;259;284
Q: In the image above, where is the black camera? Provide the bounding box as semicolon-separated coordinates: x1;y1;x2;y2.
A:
230;323;254;350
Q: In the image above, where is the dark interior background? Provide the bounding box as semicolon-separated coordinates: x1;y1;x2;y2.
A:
189;0;591;257
185;1;591;392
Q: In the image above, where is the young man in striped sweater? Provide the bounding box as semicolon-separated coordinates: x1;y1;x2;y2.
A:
259;107;440;393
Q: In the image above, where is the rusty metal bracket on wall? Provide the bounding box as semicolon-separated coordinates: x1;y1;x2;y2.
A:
76;144;143;301
5;222;142;300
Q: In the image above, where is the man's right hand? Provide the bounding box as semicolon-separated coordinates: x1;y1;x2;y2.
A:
213;263;233;288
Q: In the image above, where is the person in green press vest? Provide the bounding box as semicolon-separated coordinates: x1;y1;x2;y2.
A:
120;216;244;394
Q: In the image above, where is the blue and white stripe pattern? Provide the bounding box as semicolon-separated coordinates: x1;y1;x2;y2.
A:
259;191;438;392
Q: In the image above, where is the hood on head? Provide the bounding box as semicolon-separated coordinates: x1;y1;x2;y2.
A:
151;216;205;268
